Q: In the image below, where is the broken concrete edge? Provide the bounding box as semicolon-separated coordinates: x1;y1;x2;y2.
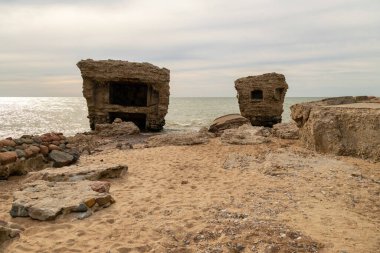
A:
208;114;250;135
10;180;115;221
25;163;128;183
290;96;380;161
290;96;379;127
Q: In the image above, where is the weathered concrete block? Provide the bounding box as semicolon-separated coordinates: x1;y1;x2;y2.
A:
10;180;115;221
235;73;288;127
26;163;127;182
77;59;170;131
291;96;380;161
208;114;250;135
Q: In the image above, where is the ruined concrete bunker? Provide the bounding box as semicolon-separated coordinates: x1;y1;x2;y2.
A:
77;59;170;131
235;73;288;127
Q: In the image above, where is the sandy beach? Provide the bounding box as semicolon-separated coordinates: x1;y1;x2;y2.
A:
1;135;379;253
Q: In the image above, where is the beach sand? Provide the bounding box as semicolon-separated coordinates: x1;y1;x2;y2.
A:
1;137;379;252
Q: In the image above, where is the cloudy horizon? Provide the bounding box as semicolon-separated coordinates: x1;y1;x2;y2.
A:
0;0;379;97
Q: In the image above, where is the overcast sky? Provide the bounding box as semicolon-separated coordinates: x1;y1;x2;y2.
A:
0;0;379;97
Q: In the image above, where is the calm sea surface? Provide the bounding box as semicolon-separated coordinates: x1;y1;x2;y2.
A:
0;97;322;139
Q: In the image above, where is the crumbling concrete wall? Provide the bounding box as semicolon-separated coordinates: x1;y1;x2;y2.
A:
77;59;170;131
235;73;288;127
291;96;380;161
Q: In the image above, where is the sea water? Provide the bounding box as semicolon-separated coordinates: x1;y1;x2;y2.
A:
0;97;321;139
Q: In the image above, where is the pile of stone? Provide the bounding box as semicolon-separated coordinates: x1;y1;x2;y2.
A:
0;133;79;179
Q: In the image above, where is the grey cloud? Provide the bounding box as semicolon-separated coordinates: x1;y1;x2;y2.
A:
0;0;379;96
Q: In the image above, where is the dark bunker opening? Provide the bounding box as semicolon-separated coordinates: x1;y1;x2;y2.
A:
109;82;148;107
251;90;263;100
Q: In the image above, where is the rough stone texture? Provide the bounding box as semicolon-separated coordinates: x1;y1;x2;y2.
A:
0;139;16;147
95;119;140;136
26;164;127;183
272;122;299;139
291;96;380;161
221;124;271;145
48;150;75;168
77;59;170;131
10;180;115;221
146;132;210;147
208;114;250;135
0;132;81;179
235;73;288;127
0;220;24;247
0;152;17;165
0;155;48;180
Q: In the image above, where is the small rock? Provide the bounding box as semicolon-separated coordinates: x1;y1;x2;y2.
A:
209;114;250;135
22;138;34;145
90;181;111;193
32;136;42;143
0;152;17;165
48;150;75;168
48;144;60;151
39;145;49;155
23;148;34;158
41;133;61;142
0;139;16;147
29;145;41;155
15;149;26;158
113;118;123;123
52;141;60;146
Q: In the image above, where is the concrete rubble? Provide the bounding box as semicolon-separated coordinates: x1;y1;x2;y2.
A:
291;96;380;161
221;124;271;145
25;163;127;183
95;118;140;137
10;180;115;221
272;122;299;140
208;114;250;135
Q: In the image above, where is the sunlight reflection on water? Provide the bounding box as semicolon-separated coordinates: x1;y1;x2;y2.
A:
0;97;321;138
